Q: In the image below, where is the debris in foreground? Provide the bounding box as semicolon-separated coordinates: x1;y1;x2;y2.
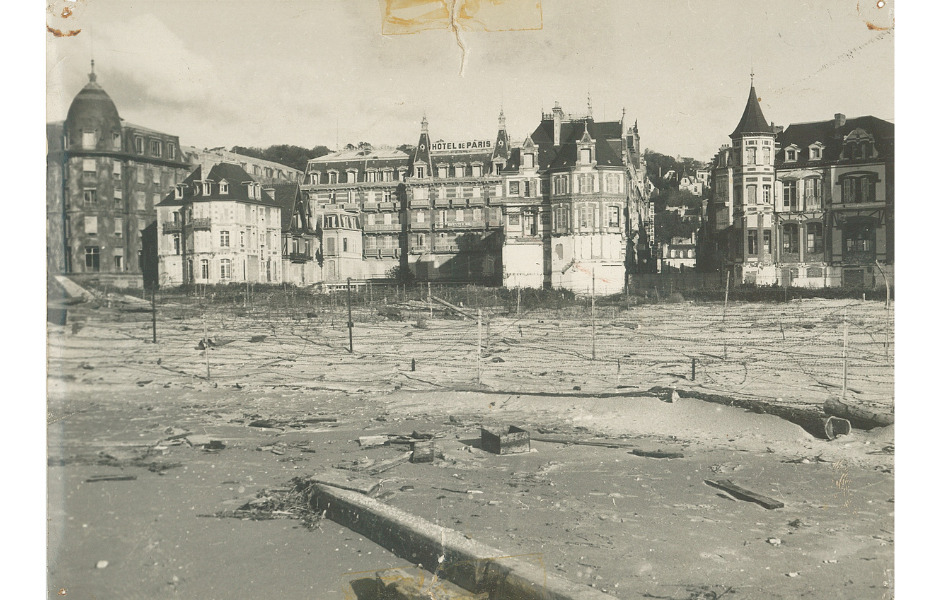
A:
705;479;784;509
480;425;530;455
85;475;137;483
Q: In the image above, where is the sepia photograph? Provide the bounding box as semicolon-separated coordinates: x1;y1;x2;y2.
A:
40;1;909;598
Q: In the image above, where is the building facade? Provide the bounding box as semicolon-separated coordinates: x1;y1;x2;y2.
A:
267;182;320;286
156;163;282;286
300;106;652;294
47;63;191;283
700;82;894;288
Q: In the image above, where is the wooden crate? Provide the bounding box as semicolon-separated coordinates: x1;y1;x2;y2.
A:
480;425;530;455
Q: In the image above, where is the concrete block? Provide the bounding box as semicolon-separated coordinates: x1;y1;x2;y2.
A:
410;441;435;463
376;567;487;599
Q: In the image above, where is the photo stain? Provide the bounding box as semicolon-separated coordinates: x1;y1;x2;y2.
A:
61;6;72;18
381;0;543;36
47;25;82;37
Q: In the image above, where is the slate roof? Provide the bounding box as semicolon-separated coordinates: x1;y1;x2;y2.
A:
267;183;303;231
527;117;625;172
307;150;409;184
730;86;774;137
775;115;894;168
546;125;624;170
157;163;278;207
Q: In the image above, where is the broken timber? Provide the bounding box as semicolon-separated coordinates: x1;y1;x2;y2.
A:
304;470;381;496
631;449;684;459
480;425;530;454
823;397;893;430
530;434;634;449
704;479;784;510
430;296;477;321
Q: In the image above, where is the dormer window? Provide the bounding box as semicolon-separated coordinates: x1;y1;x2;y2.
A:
784;145;800;162
472;164;482;177
346;170;357;183
175;185;184;200
328;171;338;184
438;167;448;178
111;132;121;150
310;173;320;185
525;153;536;168
202;182;212;196
82;131;97;150
416;166;426;178
578;149;590;165
134;136;144;153
455;166;465;178
254;183;262;198
366;170;377;183
494;163;502;175
382;170;392;182
150;140;163;157
219;181;229;195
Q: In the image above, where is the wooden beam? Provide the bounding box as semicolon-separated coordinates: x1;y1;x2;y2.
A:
704;479;784;510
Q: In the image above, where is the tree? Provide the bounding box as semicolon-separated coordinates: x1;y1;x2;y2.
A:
229;144;332;171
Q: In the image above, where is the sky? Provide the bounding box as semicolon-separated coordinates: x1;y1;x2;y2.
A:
46;0;894;162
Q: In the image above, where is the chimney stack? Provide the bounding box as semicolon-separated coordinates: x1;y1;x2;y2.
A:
834;113;846;128
552;102;564;147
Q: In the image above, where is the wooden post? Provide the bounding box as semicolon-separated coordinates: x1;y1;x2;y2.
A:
516;286;521;316
151;287;157;344
428;281;433;321
722;269;731;323
591;269;596;361
346;277;354;353
691;357;696;381
477;309;483;386
485;319;491;351
203;312;210;381
841;308;848;400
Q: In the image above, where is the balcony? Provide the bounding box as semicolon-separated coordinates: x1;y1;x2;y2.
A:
378;202;397;211
162;222;182;234
410;197;430;208
445;220;486;230
191;218;211;230
364;223;401;233
433;243;460;253
289;252;313;263
409;221;431;231
468;195;485;206
362;202;380;212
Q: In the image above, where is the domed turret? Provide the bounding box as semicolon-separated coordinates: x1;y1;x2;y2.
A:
65;61;123;152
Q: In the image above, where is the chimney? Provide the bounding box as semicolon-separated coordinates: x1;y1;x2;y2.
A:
552;102;564;147
834;113;846;128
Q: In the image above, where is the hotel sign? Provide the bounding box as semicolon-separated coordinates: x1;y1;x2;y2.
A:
430;140;492;152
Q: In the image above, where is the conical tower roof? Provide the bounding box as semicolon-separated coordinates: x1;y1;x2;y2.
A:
730;85;773;137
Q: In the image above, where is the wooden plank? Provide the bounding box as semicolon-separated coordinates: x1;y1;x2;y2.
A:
358;435;389;448
429;296;477;320
306;470;381;495
631;449;684;459
85;475;138;483
530;434;633;449
367;453;412;476
704;479;784;510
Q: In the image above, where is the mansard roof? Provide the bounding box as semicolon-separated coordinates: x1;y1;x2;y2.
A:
775;115;894;167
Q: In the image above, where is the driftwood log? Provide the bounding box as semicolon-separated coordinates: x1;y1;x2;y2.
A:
823;397;893;430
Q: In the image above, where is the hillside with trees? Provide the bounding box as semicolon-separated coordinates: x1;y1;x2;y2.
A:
229;144;332;172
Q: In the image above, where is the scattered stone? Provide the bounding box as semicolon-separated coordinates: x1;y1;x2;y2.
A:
96;560;108;569
767;538;782;547
786;572;799;578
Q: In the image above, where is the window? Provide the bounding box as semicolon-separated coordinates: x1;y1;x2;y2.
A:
82;131;96;149
342;238;349;252
84;216;98;235
782;181;797;210
326;238;335;254
579;174;594;193
747;230;758;255
200;259;209;279
762;147;771;164
844;219;875;262
762;185;771;204
383;190;393;203
413;187;428;201
203;182;212;196
473;208;482;221
454;209;464;222
112;162;121;180
415;234;426;248
842;175;876;204
438;167;448;178
804;178;821;209
416;166;425;178
494;163;502;175
83;189;97;206
578;149;590;164
150;140;162;156
367;213;376;226
746;147;756;165
168;144;176;160
134;137;144;153
810;147;820;160
523;181;531;197
806;222;822;254
607;205;620;227
763;230;771;255
347;171;357;183
153;170;161;185
328;172;338;184
472;165;482;177
173;234;181;255
509;181;520;195
84;246;100;271
785;149;796;162
113;217;123;238
382;171;392;182
746;185;757;205
523;211;537;236
220;181;229;194
220;231;230;247
112;132;121;150
220;259;231;280
82;158;96;173
240;231;245;247
782;224;799;254
416;211;425;223
383;213;392;225
455;166;465;178
113;189;123;207
114;255;123;271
